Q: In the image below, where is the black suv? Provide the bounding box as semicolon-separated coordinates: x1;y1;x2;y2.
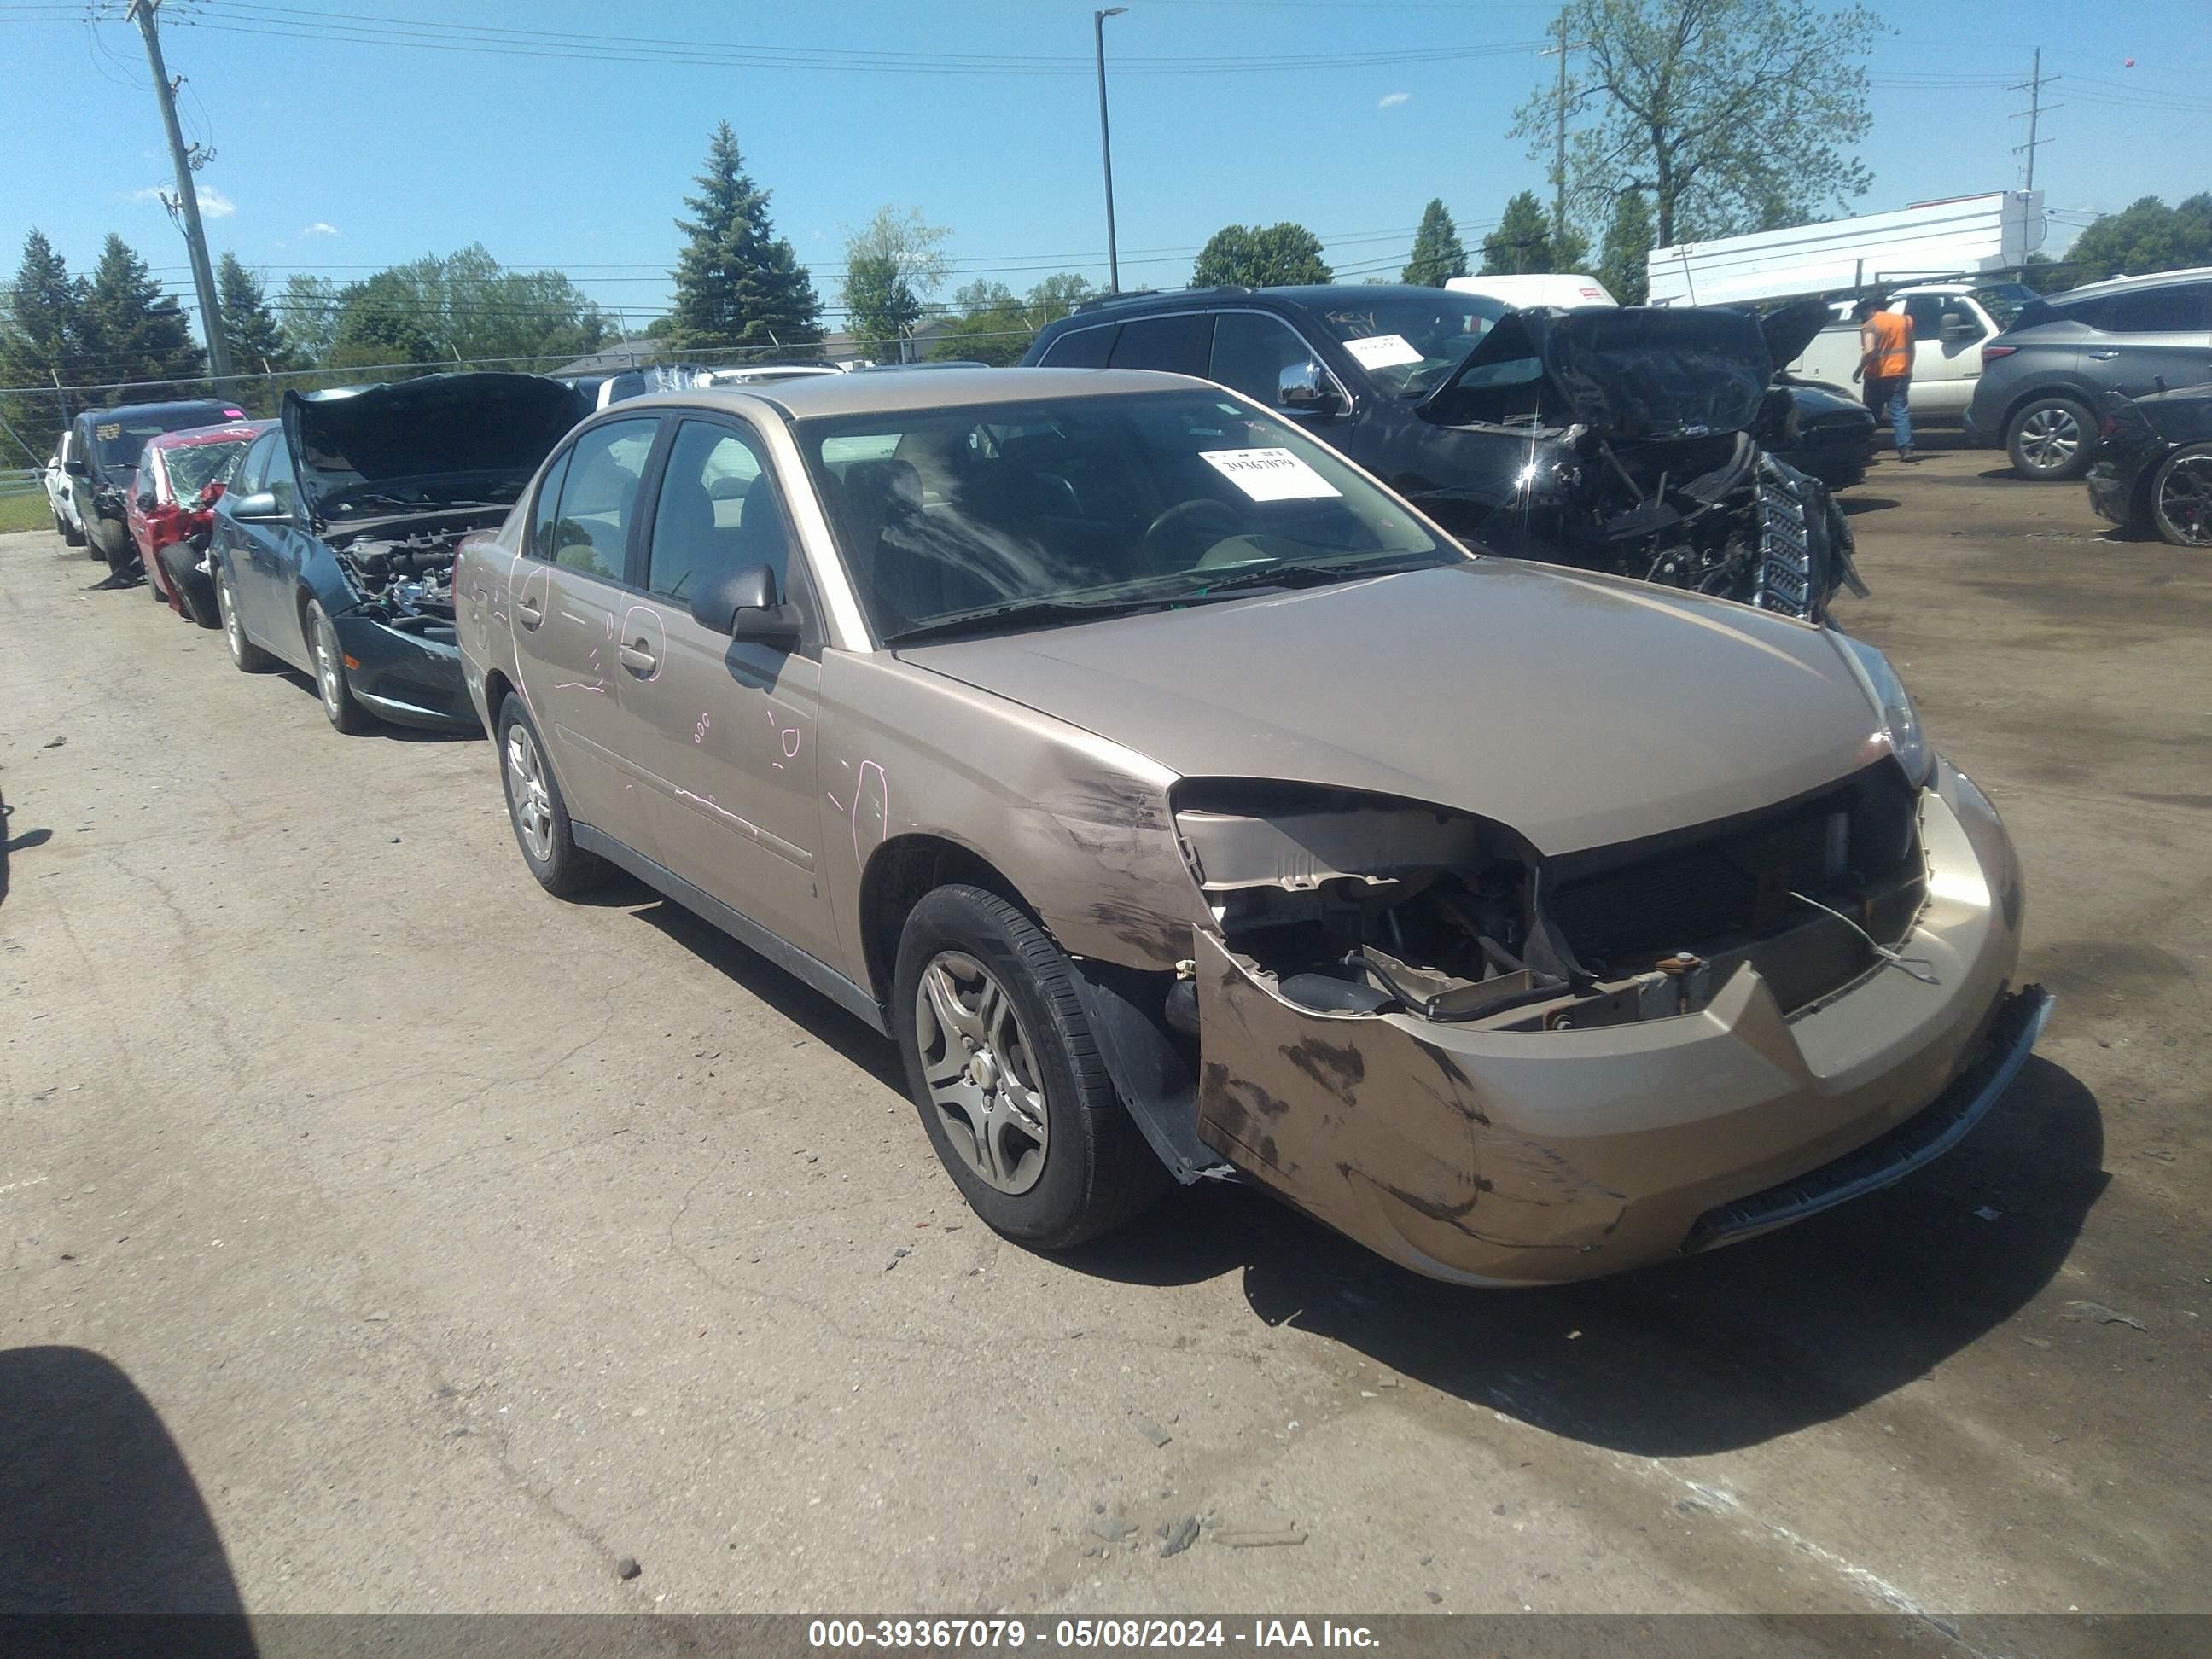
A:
1021;285;1858;620
66;397;244;576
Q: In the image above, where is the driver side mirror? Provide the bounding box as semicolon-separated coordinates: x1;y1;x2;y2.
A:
228;490;284;522
1278;360;1341;416
690;562;800;647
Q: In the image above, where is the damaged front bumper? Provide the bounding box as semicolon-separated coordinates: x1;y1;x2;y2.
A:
1192;761;2037;1285
331;608;477;731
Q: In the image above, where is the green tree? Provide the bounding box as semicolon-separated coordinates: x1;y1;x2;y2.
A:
1191;223;1331;288
1596;189;1654;303
1515;0;1882;250
926;281;1030;366
2060;195;2212;287
278;273;345;365
1481;191;1589;275
326;246;609;370
79;233;204;401
1024;271;1097;326
841;206;953;357
668;122;824;358
0;230;90;450
216;253;298;381
1402;199;1469;286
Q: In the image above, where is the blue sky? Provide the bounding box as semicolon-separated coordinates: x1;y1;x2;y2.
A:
3;0;2206;346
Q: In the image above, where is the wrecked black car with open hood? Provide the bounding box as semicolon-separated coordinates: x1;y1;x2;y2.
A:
207;372;585;732
1024;284;1864;620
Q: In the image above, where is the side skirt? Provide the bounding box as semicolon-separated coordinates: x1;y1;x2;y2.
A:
572;824;890;1038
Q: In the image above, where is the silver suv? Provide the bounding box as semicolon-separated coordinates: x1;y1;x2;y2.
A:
1967;267;2212;480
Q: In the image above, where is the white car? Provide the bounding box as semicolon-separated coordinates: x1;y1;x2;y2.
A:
1784;281;2041;425
1446;272;1618;310
44;433;85;546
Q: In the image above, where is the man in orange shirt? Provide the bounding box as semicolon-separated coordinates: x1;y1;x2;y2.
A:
1853;296;1918;462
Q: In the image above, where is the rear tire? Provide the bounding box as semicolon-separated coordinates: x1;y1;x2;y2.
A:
496;695;608;897
307;601;371;733
2149;443;2212;548
216;562;276;672
2005;395;2094;481
893;883;1166;1249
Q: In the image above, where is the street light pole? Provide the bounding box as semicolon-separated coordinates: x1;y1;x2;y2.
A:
1094;8;1127;293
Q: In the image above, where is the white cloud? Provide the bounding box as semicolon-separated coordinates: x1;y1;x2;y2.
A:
1378;91;1412;108
301;221;340;237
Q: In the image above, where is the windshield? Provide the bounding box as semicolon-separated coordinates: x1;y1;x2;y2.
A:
1974;282;2039;329
795;390;1454;642
1301;291;1508;399
164;439;253;502
90;408;228;470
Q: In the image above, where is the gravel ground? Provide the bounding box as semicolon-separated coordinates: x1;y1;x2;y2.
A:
2;445;2206;1619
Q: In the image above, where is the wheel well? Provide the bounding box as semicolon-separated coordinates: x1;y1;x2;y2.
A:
859;835;1026;1008
483;668;516;723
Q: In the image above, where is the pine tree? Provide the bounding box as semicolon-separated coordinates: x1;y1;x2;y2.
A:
217;253;297;379
0;230;88;448
79;233;204;401
668;123;824;358
1401;200;1468;287
1480;192;1586;276
1597;191;1655;305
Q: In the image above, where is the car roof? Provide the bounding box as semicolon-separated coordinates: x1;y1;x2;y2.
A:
2055;265;2212;299
145;420;272;450
78;398;236;424
619;365;1203;421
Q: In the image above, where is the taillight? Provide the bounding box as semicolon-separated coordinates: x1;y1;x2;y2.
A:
1981;344;2017;364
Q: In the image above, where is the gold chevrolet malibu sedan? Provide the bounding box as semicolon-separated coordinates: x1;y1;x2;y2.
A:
454;367;2046;1286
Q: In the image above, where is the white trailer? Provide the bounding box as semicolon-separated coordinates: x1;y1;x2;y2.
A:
1646;192;2047;308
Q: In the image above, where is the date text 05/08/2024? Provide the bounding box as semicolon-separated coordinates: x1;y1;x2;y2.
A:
807;1620;1382;1650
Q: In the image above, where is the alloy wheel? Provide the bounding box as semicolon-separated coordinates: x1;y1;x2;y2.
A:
219;572;244;662
2156;453;2212;547
504;722;556;863
2017;406;2081;472
913;951;1049;1195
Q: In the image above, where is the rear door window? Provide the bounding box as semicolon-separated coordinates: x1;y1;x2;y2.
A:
1108;314;1214;375
547;417;659;583
527;447;573;562
1039;324;1115;368
2081;283;2212;333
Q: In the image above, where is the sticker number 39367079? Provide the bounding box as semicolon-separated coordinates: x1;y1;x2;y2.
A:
1198;448;1342;503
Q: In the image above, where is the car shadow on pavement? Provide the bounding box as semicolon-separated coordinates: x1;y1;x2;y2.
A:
631;896;910;1095
0;1345;253;1639
1070;1055;2104;1458
1839;495;1900;515
0;792;56;908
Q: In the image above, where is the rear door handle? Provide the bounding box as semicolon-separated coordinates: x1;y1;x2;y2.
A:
2089;350;2121;360
619;641;658;676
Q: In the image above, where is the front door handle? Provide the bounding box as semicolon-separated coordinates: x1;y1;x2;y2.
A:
619;640;658;676
516;597;544;628
2089;350;2121;360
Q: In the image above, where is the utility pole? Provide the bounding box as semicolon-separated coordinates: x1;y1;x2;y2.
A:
2010;46;2061;191
1093;8;1128;293
127;0;233;393
1538;17;1585;254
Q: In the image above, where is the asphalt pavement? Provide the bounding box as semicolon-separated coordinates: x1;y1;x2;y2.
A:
2;445;2206;1618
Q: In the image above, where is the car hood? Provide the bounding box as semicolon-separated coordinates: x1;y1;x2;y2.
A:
284;372;585;518
1421;306;1774;441
1788;381;1877;425
899;562;1891;855
1758;298;1836;371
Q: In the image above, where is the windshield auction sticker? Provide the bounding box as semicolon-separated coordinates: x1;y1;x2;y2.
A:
1200;448;1342;502
1340;333;1423;370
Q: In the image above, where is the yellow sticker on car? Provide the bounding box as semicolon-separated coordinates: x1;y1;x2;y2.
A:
96;422;121;440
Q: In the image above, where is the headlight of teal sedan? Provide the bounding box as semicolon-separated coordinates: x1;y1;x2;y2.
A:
1832;632;1931;786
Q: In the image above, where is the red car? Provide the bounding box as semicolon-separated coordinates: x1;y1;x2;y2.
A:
128;420;273;626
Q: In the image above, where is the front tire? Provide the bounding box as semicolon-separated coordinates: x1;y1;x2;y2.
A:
893;884;1165;1249
306;602;371;733
2150;443;2212;547
216;562;276;672
496;695;608;896
2006;395;2094;480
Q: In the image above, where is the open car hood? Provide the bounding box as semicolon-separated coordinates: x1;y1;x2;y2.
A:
284;372;585;518
1421;306;1776;441
1757;298;1837;374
